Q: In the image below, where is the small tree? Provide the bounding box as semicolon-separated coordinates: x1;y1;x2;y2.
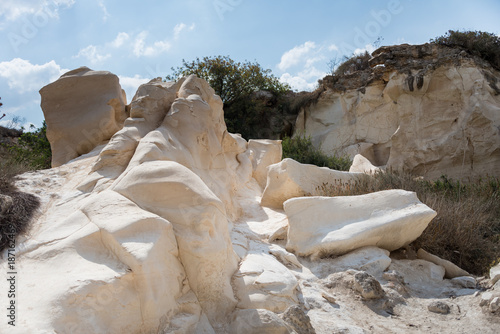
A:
166;55;290;139
8;121;51;170
166;55;289;104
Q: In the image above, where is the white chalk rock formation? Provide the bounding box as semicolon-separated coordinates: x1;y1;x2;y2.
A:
296;44;500;180
40;67;127;167
2;70;498;334
4;74;259;333
284;190;437;258
261;158;364;209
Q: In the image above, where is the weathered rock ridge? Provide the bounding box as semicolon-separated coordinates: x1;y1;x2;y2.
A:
296;43;500;180
1;69;499;333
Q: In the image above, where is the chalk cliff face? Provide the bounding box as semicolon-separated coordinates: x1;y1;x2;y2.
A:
1;70;499;334
295;44;500;180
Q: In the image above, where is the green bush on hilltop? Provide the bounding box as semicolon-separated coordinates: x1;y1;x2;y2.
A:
431;30;500;70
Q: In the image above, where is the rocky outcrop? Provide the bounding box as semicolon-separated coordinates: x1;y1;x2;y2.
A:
296;43;500;180
40;67;128;167
1;71;498;334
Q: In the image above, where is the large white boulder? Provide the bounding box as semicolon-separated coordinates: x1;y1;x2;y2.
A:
40;67;127;167
284;190;437;258
261;158;364;209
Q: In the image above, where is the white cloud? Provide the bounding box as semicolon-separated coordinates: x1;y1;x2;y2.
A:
278;41;317;71
75;45;111;64
98;1;110;22
111;32;129;48
118;75;150;103
328;44;339;51
133;31;171;57
280;73;318;92
0;58;67;93
173;23;195;40
0;0;75;21
304;56;324;69
298;66;327;81
277;40;344;91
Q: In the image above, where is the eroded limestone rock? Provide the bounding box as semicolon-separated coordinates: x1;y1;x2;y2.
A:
40;67;127;167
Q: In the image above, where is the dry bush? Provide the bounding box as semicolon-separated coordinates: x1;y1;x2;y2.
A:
316;171;500;275
0;155;40;253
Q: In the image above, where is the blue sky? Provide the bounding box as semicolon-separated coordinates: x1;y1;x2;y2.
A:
1;0;500;129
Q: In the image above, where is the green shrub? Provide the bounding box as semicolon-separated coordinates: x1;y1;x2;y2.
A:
315;171;500;275
282;135;351;171
7;121;51;170
431;30;500;71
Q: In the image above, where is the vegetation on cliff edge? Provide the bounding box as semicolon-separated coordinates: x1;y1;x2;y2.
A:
432;30;500;71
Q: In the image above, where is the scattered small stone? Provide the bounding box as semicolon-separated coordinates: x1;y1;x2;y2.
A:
281;305;316;334
353;271;386;299
321;292;336;304
428;301;450;314
490;297;500;313
480;292;494;307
